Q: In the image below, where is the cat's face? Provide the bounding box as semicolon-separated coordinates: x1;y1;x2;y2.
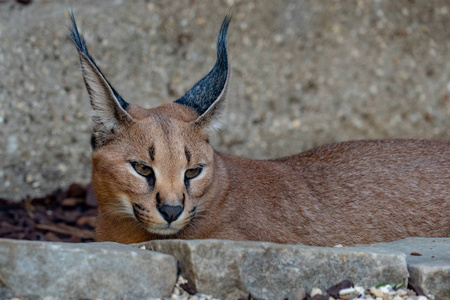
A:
92;103;216;235
69;12;231;239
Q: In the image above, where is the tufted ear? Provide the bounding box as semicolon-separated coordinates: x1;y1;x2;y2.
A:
175;13;232;131
68;12;133;149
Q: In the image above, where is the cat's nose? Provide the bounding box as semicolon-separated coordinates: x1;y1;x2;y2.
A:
157;204;184;224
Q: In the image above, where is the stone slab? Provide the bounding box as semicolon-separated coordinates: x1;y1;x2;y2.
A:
353;238;450;300
0;239;177;299
137;239;409;300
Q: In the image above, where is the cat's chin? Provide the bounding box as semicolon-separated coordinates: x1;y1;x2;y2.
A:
146;226;182;236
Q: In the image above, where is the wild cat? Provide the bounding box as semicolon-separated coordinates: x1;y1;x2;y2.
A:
69;12;449;246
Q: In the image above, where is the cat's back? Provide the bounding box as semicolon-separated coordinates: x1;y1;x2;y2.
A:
288;139;449;168
286;139;449;202
286;139;449;244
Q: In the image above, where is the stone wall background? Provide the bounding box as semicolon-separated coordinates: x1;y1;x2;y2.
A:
0;0;449;200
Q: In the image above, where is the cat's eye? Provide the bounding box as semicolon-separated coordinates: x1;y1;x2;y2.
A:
131;162;153;177
185;167;202;179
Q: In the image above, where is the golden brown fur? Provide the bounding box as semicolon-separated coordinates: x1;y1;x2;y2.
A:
70;13;449;247
93;103;450;246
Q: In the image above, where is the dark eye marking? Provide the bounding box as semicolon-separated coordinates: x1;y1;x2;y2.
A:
184;164;204;193
185;146;191;164
129;161;156;191
149;145;155;161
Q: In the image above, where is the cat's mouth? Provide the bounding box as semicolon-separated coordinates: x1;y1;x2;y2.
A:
146;225;181;236
132;203;184;235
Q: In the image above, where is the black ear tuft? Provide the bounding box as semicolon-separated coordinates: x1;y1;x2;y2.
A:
175;13;232;116
68;12;134;147
68;11;129;111
68;12;89;58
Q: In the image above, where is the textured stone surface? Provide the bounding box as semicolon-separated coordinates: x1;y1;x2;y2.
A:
0;239;177;299
1;0;450;200
137;239;408;300
355;238;450;300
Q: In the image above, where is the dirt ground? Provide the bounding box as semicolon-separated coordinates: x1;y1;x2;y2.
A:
0;0;449;201
0;183;96;242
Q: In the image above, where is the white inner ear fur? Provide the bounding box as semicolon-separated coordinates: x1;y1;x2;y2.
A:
205;108;225;133
195;68;231;133
79;53;132;141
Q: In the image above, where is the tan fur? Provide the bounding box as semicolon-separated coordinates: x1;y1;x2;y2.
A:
70;13;449;247
93;103;450;246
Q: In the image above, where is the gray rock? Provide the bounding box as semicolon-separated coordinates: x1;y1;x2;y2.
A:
288;287;306;300
353;238;450;300
0;239;177;299
136;239;408;300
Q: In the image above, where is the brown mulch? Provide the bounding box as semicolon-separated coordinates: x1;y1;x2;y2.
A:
0;183;97;243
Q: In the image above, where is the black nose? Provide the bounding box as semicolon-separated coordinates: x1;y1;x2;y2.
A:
157;205;184;224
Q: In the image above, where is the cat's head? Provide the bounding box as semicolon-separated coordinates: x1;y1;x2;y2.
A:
69;12;231;236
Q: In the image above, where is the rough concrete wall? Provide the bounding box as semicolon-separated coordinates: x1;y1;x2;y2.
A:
0;0;449;201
